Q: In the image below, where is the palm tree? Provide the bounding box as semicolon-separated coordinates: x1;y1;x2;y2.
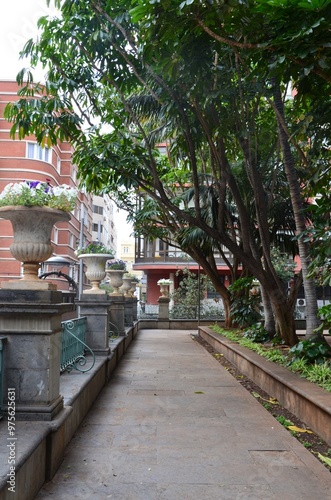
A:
272;80;322;340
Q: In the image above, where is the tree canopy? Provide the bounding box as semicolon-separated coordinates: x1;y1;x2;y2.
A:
4;0;331;345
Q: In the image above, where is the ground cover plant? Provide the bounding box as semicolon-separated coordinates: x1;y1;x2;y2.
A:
211;324;331;392
193;334;331;472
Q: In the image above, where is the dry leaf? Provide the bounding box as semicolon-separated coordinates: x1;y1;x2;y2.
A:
287;425;313;434
252;391;278;404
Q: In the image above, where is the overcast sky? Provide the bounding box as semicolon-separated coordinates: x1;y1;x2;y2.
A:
0;0;56;80
1;1;133;247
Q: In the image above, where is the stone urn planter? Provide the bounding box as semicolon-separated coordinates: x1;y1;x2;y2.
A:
78;253;113;293
157;279;172;298
129;281;137;297
159;284;170;297
121;276;133;297
0;205;70;289
106;269;126;294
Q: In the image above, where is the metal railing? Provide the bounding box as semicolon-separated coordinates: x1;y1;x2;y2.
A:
109;320;120;341
61;318;95;373
138;304;159;319
0;337;6;420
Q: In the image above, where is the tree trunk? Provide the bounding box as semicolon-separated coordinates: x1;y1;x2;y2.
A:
268;289;298;346
272;80;321;341
273;301;298;346
222;295;232;328
260;284;276;337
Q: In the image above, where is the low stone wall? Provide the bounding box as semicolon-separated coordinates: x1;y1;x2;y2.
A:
199;326;331;446
0;324;139;500
138;318;224;330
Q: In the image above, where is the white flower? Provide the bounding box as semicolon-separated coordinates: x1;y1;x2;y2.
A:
157;278;173;285
0;181;77;212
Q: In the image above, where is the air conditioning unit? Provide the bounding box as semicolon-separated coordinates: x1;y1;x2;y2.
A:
297;298;306;307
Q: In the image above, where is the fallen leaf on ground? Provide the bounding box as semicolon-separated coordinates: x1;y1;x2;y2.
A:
287;425;313;434
252;391;278;404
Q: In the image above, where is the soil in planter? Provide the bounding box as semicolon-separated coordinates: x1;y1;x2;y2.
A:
193;334;331;472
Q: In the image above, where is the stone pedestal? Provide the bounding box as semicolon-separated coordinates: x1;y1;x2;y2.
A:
76;292;111;355
132;297;138;322
0;289;73;420
124;296;133;326
109;294;125;336
158;296;170;320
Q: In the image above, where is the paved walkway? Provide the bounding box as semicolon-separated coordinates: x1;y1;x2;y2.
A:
36;330;331;499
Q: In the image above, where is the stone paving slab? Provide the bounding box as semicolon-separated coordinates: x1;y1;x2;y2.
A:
36;330;331;499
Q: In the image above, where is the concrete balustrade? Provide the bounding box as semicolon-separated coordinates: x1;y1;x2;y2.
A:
0;284;170;498
76;293;112;356
108;293;125;336
124;295;133;326
157;295;171;329
0;289;73;421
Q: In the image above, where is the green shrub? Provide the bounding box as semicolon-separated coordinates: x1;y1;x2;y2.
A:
305;362;331;390
316;304;331;335
210;325;331;392
289;339;331;365
243;323;273;343
170;304;197;319
228;277;262;328
288;358;308;374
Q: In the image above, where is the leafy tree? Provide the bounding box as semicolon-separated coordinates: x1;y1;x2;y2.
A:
4;0;331;346
271;247;296;283
228;277;262;329
169;268;208;320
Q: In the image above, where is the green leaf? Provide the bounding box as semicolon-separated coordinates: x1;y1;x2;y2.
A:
317;453;331;467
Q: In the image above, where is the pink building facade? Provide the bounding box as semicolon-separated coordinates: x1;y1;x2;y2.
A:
0;80;93;291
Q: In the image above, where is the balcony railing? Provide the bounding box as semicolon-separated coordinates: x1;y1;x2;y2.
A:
61;318;95;373
0;337;6;420
135;241;233;266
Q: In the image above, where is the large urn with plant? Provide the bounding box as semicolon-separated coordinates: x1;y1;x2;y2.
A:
121;274;133;297
0;181;77;289
129;280;138;297
76;241;114;294
106;259;127;294
157;278;173;298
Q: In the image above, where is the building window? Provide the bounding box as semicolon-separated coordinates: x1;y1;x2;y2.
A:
69;234;76;248
93;204;103;215
27;142;51;163
52;227;59;244
123;246;129;253
93;223;103;233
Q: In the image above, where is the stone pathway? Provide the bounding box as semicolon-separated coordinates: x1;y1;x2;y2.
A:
36;329;331;499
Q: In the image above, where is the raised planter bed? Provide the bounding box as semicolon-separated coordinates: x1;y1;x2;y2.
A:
199;326;331;446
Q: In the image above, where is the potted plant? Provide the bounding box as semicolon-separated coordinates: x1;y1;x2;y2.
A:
107;259;126;270
0;180;77;288
76;241;114;294
106;259;127;294
157;278;173;297
129;274;140;297
121;272;139;297
120;273;133;297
